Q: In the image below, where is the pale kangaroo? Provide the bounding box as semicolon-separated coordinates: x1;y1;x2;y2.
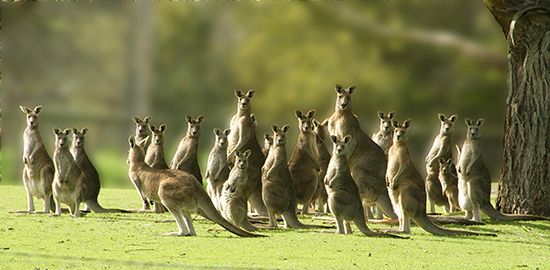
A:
288;109;320;214
18;105;55;213
325;135;403;238
386;120;494;236
326;84;397;219
227;90;267;216
262;133;273;157
457;118;549;222
71;128;128;213
311;119;329;213
171;115;204;184
425;113;458;213
52;128;86;217
220;150;259;232
127;136;261;237
133;116;151;149
144;123;170;213
438;158;460;212
372;111;395;156
206;128;231;211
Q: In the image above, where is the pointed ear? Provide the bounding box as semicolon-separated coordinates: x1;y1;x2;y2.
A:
343;135;351;144
20;106;32;114
295;110;303;119
132;116;141;124
321;119;328;126
438;113;446;122
250;113;256;123
129;136;136;148
246;89;255;98
64;129;71;135
196;115;205;124
476;119;484;126
149;124;156;132
306;110;315;118
159;124;167;132
465;118;472;126
243;149;252;158
264;133;270;140
281;125;290;133
438;158;445;164
186;115;193;123
144;116;150;123
313;119;320;128
392;121;399;128
72;128;79;134
271;125;278;132
449;115;458;122
402;119;411;128
377;111;385;119
34;105;43;114
388;111;395;119
213;128;221;136
53;128;60;135
335;84;343;93
235;90;243;98
81;128;88;134
330;135;338;144
347;85;356;94
224;129;231;136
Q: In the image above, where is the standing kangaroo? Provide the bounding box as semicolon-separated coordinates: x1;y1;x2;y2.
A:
71;128;127;213
171;115;204;184
326;84;397;219
311;119;330;213
288;109;320;214
438;158;460;212
425;113;458;213
457;119;549;222
133;116;151;149
326;135;402;238
220;150;259;232
206;128;231;211
372;111;395;156
227;90;267;216
127;136;261;237
262;133;273;157
144;123;169;213
18;105;55;213
52;128;86;217
386;120;494;236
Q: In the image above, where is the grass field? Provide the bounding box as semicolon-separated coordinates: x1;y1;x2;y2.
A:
0;185;549;269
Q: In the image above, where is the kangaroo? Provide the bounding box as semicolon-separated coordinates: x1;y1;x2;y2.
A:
146;123;169;169
288;109;320;214
326;84;397;219
52;128;86;217
171;115;204;184
133;116;151;149
220;150;259;232
424;113;458;213
206;128;231;211
311;119;330;213
262;133;273;157
438;158;460;212
71;128;127;213
18;105;55;213
325;135;403;238
372;111;395;156
457;118;549;222
127;136;261;237
386;119;494;236
227;90;267;216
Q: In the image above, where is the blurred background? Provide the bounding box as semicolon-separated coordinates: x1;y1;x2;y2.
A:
2;2;507;188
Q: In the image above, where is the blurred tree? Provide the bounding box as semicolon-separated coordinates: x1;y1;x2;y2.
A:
483;0;550;216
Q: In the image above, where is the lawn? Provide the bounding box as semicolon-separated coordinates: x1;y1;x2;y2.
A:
0;184;548;269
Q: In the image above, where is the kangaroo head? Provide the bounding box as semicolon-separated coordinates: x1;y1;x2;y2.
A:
330;135;352;157
149;123;167;145
264;133;273;149
186;115;205;138
53;128;72;149
438;158;453;175
438;113;458;136
377;111;395;133
133;116;150;137
334;84;355;111
235;149;251;170
465;118;484;140
235;89;254;112
20;105;43;129
127;136;148;164
295;109;315;133
71;128;88;149
392;119;411;144
313;119;329;142
271;124;289;147
213;128;230;148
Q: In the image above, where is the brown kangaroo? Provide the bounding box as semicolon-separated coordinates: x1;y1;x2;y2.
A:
457;118;549;222
206;128;231;211
18;105;55;213
171;115;204;184
372;111;395;156
311;119;330;213
133;116;151;149
386;119;495;236
326;84;397;219
262;133;273;157
438;158;460;212
127;136;262;237
288;109;320;214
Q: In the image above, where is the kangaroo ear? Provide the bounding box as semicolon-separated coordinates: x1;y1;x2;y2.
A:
271;125;278;132
72;128;79;134
438;158;445;164
34;105;43;114
392;121;399;128
476;118;484;126
53;128;60;135
295;110;303;119
20;106;32;114
330;135;338;144
235;90;243;98
438;113;446;122
246;89;255;98
465;118;472;126
224;129;231;136
149;124;156;132
281;125;290;133
129;136;136;148
196;115;205;124
343;135;352;144
264;133;270;140
144;116;150;123
388;111;395;119
64;128;71;135
132;116;141;124
449;115;458;122
159;124;167;132
250;113;256;123
81;128;88;134
377;111;385;119
321;119;328;126
307;110;315;119
312;119;320;128
402;119;411;128
243;149;252;158
213;128;221;136
186;115;193;123
335;84;343;93
347;85;356;94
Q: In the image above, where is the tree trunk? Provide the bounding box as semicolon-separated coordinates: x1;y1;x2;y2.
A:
483;0;550;216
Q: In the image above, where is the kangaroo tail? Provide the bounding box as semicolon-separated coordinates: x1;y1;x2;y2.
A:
481;203;549;221
86;199;130;213
428;215;485;226
353;216;406;238
414;214;495;236
281;211;333;229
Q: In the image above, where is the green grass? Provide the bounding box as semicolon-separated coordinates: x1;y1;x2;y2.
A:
0;185;548;270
